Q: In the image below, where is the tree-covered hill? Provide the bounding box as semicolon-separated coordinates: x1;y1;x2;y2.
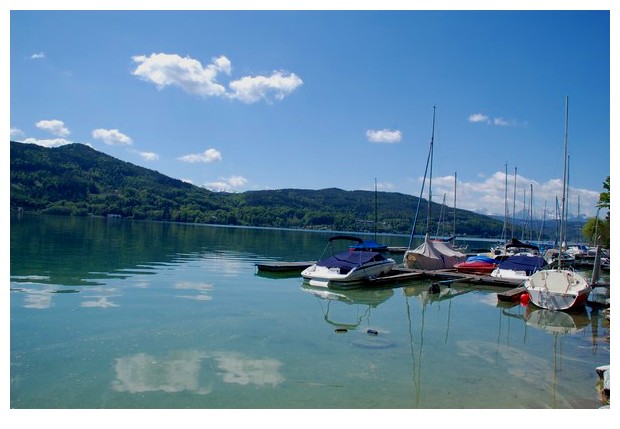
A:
10;141;505;237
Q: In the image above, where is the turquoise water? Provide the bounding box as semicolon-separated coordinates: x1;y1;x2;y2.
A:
10;214;610;409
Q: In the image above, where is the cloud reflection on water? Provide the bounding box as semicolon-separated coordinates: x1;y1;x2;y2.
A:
111;349;284;395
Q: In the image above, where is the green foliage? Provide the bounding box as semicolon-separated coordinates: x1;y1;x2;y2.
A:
581;175;610;247
597;176;610;218
11;141;509;237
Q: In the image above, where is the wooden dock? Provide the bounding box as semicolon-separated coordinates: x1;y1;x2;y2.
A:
497;286;528;302
255;261;315;272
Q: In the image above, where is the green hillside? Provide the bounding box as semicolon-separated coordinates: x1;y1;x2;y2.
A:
10;141;505;237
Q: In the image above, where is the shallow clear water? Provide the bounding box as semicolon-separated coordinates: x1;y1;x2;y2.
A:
10;214;610;408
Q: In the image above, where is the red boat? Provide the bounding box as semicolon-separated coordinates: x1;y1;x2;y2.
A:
454;256;498;275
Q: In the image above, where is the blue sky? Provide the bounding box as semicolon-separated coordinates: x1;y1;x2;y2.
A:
7;4;613;219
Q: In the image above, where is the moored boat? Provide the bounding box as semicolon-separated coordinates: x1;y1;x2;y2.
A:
490;254;547;281
524;97;593;312
454;255;498;275
301;235;396;288
525;269;591;311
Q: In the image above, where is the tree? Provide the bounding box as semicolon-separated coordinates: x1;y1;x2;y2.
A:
581;176;610;248
597;176;610;219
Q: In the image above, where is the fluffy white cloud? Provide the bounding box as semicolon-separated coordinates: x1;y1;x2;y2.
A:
228;71;303;104
204;175;248;192
131;53;230;97
131;53;302;103
30;52;45;59
178;148;222;163
139;151;159;161
22;137;72;148
468;113;490;123
366;129;402;143
35;119;70;137
91;128;133;146
10;127;24;138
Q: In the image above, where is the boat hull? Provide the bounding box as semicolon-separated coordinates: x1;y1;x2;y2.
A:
301;260;395;288
454;261;497;275
525;269;592;311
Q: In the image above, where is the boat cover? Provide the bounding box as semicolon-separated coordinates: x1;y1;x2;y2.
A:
465;255;497;264
349;240;388;251
405;235;467;270
498;255;547;274
317;251;386;274
504;238;540;252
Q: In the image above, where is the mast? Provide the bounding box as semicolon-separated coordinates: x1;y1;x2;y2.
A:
512;166;517;238
453;171;457;238
559;96;569;268
406;106;435;249
501;162;508;241
538;200;547;243
425;106;436;236
529;183;533;242
374;178;378;241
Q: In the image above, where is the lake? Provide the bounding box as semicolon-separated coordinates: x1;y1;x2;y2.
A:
9;214;610;409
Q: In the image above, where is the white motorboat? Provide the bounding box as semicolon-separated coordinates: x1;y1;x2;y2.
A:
490;254;547;281
301;235;396;288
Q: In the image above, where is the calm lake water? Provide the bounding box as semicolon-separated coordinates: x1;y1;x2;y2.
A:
10;214;610;409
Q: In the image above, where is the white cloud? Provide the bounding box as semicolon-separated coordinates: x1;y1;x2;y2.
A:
430;171;602;219
366;129;402;143
22;137;72;148
178;148;222;163
91;129;133;146
30;52;45;59
10;127;24;138
131;53;229;98
204;175;248;192
228;71;303;104
131;53;302;104
494;117;515;126
469;113;518;127
468;113;490;123
139;151;159;161
35;119;70;137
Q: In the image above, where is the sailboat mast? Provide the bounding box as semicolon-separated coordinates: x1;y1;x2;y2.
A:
512;167;517;238
560;96;569;268
453;171;457;238
374;178;378;241
406;107;434;249
502;162;508;241
529;183;533;242
425;106;436;236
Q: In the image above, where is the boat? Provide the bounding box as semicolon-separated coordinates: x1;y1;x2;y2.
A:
454;255;499;275
524;97;592;311
524;269;591;311
301;235;396;288
490;237;540;260
490;254;547;281
402;107;467;270
404;234;468;270
348;240;389;252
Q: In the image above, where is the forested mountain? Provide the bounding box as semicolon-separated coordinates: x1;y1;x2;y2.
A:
10;141;507;237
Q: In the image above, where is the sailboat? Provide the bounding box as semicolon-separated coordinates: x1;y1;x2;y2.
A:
524;97;592;311
403;107;467;270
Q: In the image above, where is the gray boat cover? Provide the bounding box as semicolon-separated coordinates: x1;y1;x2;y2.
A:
404;234;467;270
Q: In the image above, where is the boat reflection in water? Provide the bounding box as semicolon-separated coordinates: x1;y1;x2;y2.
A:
403;281;472;407
301;283;394;331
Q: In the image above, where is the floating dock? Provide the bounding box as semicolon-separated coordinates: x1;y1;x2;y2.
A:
255;261;315;272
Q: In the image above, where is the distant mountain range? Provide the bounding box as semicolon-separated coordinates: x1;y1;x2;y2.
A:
11;140;566;239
